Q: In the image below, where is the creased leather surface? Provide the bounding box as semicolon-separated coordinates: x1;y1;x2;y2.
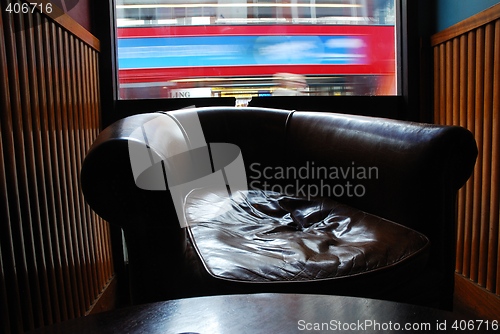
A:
185;188;429;282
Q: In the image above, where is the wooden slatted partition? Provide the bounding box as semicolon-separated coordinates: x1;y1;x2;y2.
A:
431;3;500;315
0;1;114;333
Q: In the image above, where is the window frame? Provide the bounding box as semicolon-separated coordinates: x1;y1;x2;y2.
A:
94;0;423;127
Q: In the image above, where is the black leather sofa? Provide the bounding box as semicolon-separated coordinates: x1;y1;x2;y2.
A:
81;107;477;310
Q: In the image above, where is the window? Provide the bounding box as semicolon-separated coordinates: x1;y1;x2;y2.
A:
115;0;397;100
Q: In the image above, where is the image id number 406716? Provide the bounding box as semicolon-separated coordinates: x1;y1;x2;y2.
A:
451;320;498;331
5;2;53;14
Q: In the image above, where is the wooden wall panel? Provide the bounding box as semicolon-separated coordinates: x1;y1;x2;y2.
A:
432;3;500;304
0;0;113;333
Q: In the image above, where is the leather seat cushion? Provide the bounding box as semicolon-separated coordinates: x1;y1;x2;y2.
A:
185;188;429;282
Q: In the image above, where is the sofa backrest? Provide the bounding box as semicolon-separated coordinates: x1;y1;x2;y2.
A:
285;111;477;229
82;106;477;278
193;107;292;176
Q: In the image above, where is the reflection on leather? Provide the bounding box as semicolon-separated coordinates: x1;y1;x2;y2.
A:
185;187;429;282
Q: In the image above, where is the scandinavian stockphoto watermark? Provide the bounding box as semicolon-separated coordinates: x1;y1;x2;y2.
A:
249;161;379;200
127;110;248;228
297;319;500;332
126;110;379;228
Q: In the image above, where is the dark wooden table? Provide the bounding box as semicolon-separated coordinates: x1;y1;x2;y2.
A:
30;293;496;333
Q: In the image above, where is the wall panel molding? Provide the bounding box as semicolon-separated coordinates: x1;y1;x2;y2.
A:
0;0;112;333
431;2;500;47
432;2;500;315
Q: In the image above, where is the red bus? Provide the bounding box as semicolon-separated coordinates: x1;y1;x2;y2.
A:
116;0;396;99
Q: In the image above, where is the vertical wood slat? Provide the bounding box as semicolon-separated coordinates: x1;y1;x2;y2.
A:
79;41;97;303
479;22;494;289
471;26;484;284
432;4;500;297
52;22;76;321
42;14;70;323
491;20;500;295
70;34;91;312
59;27;83;318
80;41;97;305
463;30;476;279
485;20;499;294
0;9;23;333
433;47;439;124
455;35;465;274
456;33;469;275
25;10;54;327
444;41;455;124
438;44;445;124
0;0;112;333
33;12;61;325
